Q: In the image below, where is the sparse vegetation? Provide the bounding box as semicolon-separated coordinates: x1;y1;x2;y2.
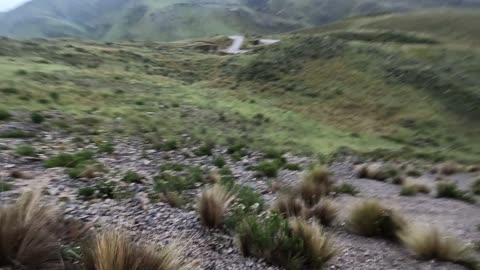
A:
31;112;45;124
284;163;302;171
472;178;480;195
335;183;358;196
272;194;307;218
213;157;225;168
197;185;234;228
0;109;11;121
122;170;143;183
309;199;338;226
347;199;406;240
255;161;281;178
400;185;418;196
44;150;95;168
357;163;399;181
97;142;115;154
0;181;13;192
0;130;34;138
436;181;475;203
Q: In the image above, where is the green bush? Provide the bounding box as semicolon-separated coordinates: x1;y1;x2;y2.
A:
284;163;301;171
236;214;335;270
44;150;94;168
0;109;11;121
0;130;34;138
194;142;215;156
97;142;114;154
31;112;45;124
436;181;475;203
78;186;96;199
15;144;36;156
213;157;225;168
255;161;281;177
227;142;246;155
159;139;178;151
335;183;358;196
122;171;143;183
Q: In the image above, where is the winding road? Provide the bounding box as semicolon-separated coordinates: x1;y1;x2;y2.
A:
223;35;280;54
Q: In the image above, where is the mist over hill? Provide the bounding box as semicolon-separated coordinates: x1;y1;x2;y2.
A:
1;0;480;41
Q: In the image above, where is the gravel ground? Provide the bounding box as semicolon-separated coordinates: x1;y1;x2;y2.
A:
0;116;479;270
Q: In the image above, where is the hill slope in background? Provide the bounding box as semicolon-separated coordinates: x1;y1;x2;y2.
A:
1;0;480;41
0;9;479;161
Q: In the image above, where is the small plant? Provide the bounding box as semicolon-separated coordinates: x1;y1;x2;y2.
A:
194;142;215;156
159;162;185;172
309;199;339;226
159;192;185;208
0;181;13;192
272;194;307;218
437;161;461;175
213;157;225;168
347;199;406;240
122;170;143;183
31;112;45;124
0;130;34;138
15;144;36;156
78;186;96;199
356;163;398;181
97;142;114;154
436;181;475;203
255;161;281;177
0;109;11;121
236;213;335;270
284;163;301;171
335;183;358;196
400;185;418;196
162;139;178;151
197;185;234;228
300;165;335;206
44;150;94;168
399;224;478;268
471;178;480;195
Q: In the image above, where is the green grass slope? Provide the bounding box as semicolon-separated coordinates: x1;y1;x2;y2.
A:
2;0;480;41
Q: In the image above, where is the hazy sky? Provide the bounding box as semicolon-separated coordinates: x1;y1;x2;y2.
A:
0;0;30;12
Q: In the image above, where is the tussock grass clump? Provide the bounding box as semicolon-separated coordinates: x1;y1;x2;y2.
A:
400;179;431;196
347;200;406;240
159;192;185;208
236;214;335;270
335;183;358;196
399;224;479;268
83;230;191;270
0;130;34;138
309;198;338;226
272;194;307;218
213;157;225;168
300;166;334;206
44;150;95;168
197;185;234;228
400;185;418;196
357;163;399;181
435;161;462;175
436;181;475;203
472;178;480;195
15;144;36;156
0;109;11;121
97;142;114;154
122;170;143;183
31;112;45;124
0;192;64;269
255;160;281;178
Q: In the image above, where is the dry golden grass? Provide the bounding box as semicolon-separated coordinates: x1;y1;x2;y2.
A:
399;224;478;268
270;179;283;193
0;192;64;269
160;192;185;208
272;194;307;218
347;199;406;240
206;171;221;184
437;161;462;175
403;178;431;194
289;218;336;268
308;198;338;226
83;230;191;270
197;185;234;228
300;166;334;206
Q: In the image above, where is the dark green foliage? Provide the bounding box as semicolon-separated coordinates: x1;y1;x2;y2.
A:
15;144;35;156
194;142;215;156
284;163;301;171
0;130;34;138
436;181;475;203
335;183;358;196
162;139;178;151
159;162;185;172
122;170;143;183
264;148;284;160
97;142;114;154
255;161;281;177
400;185;418;196
0;109;11;121
66;167;84;179
472;178;480;195
31;112;45;124
213;157;226;168
78;181;116;200
154;168;204;194
227;142;246;155
405;168;422;177
78;186;96;199
0;181;13;192
44;150;94;168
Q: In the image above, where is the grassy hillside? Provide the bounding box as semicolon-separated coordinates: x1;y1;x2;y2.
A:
2;0;480;41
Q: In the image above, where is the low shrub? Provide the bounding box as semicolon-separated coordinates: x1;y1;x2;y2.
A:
31;112;45;124
159;162;185;172
0;130;34;138
272;194;307;218
335;183;358;196
15;144;36;156
213;157;225;168
399;224;479;268
358;163;399;181
78;186;96;199
122;170;143;183
97;142;114;154
44;150;94;168
437;161;461;175
0;109;10;121
197;185;234;228
300;166;335;206
400;185;418;196
194;142;215;156
159;192;185;208
436;181;475;203
309;199;338;226
347;199;406;240
236;214;335;270
255;161;281;177
78;181;116;200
